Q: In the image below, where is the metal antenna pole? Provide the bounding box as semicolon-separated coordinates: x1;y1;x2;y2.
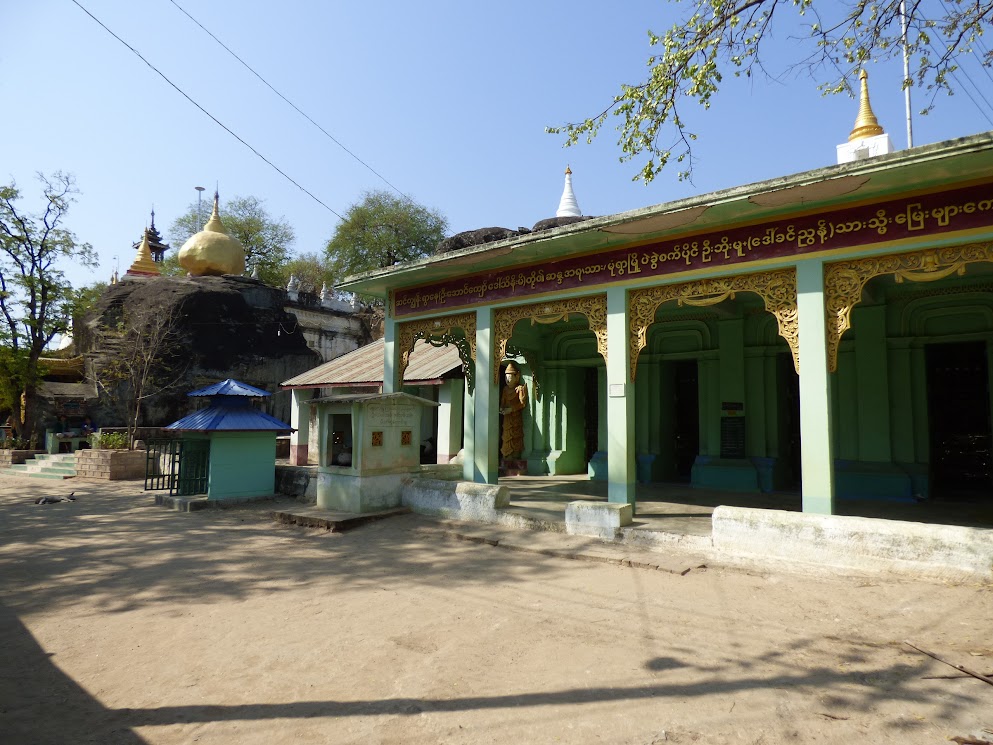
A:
195;186;206;230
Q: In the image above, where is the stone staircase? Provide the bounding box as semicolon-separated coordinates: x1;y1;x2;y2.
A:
8;452;78;479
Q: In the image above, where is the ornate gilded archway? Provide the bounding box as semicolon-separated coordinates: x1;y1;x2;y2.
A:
493;295;608;384
825;242;993;372
629;268;798;381
397;313;477;392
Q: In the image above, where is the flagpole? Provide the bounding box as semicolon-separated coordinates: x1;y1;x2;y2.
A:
901;0;914;148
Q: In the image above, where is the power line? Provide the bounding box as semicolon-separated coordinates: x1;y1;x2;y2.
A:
168;0;411;202
69;0;345;221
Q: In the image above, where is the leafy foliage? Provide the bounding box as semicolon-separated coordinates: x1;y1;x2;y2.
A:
278;251;337;295
94;304;186;448
0;172;96;437
168;195;295;284
324;191;448;284
547;0;993;182
90;430;129;450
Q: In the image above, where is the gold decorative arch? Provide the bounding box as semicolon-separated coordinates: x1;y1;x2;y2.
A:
629;268;798;381
493;295;608;384
825;241;993;372
397;313;477;392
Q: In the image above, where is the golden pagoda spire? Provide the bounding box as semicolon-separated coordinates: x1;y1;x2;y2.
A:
126;231;160;277
848;69;885;142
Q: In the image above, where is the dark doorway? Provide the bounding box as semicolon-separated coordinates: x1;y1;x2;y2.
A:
926;341;993;499
672;360;699;481
584;367;599;464
779;353;802;490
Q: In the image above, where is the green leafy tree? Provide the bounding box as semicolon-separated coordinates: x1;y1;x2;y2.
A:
168;195;295;284
324;191;448;286
278;251;337;295
0;172;96;438
548;0;993;183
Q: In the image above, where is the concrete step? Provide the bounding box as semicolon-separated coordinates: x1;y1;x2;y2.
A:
25;472;74;480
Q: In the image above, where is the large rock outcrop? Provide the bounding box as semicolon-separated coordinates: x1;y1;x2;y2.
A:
79;275;321;427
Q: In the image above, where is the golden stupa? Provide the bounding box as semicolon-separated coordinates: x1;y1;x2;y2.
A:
178;191;246;276
848;69;885;142
125;231;160;277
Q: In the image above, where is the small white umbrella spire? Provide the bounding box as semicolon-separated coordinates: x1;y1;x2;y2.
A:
555;166;582;218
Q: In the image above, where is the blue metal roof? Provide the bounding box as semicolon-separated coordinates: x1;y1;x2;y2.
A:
186;379;271;398
165;397;292;432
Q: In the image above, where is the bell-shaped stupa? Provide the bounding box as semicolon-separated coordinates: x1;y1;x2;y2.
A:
178;191;246;276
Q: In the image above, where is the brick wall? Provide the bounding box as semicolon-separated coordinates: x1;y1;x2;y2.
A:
75;450;147;480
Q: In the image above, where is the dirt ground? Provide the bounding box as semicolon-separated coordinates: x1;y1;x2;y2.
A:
0;471;990;745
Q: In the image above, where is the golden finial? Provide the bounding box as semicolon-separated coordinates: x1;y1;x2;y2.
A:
565;165;572;175
848;69;885;142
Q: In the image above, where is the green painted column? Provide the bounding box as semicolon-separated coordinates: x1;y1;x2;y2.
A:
472;307;499;484
606;287;636;507
744;351;766;457
853;304;891;461
797;260;835;514
719;318;746;407
383;316;400;394
889;341;915;463
462;377;476;481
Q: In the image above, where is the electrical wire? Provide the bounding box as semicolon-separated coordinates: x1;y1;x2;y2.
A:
167;0;411;202
69;0;345;221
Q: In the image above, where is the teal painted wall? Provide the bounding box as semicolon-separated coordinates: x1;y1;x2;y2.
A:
207;432;277;499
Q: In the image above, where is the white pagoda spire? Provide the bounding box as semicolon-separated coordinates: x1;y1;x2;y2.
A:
555;166;582;217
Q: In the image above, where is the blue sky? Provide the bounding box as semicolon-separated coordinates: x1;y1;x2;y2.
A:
4;0;992;291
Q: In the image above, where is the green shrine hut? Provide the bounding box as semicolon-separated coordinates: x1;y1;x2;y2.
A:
289;79;993;531
164;378;291;500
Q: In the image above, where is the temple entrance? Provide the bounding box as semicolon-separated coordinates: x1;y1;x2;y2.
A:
926;341;993;499
583;367;599;465
779;352;802;489
672;359;699;482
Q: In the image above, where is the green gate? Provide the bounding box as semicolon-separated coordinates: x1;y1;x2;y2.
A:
145;439;210;496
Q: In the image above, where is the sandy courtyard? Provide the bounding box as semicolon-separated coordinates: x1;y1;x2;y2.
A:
0;471;990;744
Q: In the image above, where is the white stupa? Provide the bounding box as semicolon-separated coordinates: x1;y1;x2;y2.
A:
555;166;582;217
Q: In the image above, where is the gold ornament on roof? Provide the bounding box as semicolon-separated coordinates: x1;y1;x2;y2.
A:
178;191;246;276
848;69;885;142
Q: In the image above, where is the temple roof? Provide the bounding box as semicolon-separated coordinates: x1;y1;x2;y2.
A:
165;397;291;432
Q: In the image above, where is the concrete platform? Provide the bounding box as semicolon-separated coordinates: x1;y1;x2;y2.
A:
271;468;993;582
271;506;410;532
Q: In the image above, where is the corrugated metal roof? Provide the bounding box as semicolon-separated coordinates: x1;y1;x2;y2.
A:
310;391;439;407
187;379;271;397
165;399;291;432
281;338;464;388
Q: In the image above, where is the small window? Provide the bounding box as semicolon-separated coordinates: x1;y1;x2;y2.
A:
401;430;412;446
371;431;384;447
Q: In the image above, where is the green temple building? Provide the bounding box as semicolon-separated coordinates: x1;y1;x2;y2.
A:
290;76;993;527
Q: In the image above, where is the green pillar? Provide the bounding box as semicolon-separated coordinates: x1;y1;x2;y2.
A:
606;287;636;507
472;307;499;484
797;260;835;514
853;304;891;462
